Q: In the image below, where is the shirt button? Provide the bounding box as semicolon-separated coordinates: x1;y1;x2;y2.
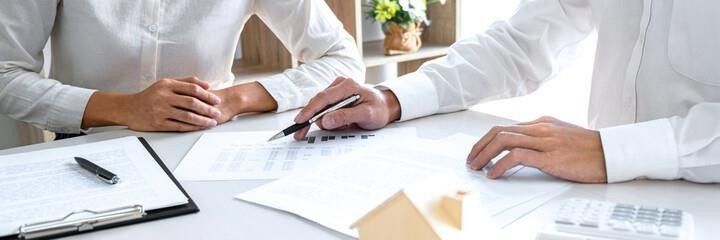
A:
148;24;158;33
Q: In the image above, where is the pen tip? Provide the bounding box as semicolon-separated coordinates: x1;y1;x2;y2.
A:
267;132;284;142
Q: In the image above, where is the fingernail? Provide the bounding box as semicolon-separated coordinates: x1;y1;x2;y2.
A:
213;109;221;117
324;117;336;128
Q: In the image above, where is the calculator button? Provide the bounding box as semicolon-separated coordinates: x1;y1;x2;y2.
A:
616;204;635;209
660;225;680;237
663;213;682;220
555;217;575;225
639;207;659;212
579;220;599;228
635;223;659;234
663;209;682;215
636;217;658;224
611;213;633;221
638;211;660;217
612;207;632;212
609;220;632;231
662;219;682;226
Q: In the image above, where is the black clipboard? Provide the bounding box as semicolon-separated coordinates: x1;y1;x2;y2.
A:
1;137;199;240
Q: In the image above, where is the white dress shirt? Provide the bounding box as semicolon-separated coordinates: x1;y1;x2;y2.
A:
0;0;363;133
381;0;720;183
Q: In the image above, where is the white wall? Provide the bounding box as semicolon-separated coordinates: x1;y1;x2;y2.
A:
462;0;596;127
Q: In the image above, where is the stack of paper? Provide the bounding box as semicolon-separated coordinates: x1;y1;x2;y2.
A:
235;134;570;237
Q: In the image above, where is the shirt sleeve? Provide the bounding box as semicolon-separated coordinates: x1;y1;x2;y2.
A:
252;0;364;112
380;0;597;121
600;102;720;183
0;1;96;134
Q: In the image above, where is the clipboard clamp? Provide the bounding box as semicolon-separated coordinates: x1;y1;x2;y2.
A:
18;205;145;239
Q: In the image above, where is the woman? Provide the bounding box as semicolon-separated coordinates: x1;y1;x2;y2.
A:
0;0;363;136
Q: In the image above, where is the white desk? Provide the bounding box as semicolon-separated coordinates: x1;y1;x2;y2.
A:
2;110;718;239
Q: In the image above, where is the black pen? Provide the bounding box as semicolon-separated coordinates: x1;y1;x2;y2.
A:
268;94;361;142
74;157;120;184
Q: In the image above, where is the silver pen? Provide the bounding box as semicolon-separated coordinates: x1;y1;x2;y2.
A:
268;94;360;142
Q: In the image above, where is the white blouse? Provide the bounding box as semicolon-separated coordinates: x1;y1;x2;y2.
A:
0;0;363;133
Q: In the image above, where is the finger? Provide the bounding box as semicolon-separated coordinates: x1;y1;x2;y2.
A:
167;108;218;127
293;126;311;141
516;116;558;125
171;81;222;105
328;77;351;88
170;95;221;118
316;107;370;130
295;80;359;123
468;132;545;170
176;76;211;89
487;148;546;179
159;119;207;132
467;125;547;163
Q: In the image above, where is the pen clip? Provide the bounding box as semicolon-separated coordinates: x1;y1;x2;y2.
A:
309;94;360;123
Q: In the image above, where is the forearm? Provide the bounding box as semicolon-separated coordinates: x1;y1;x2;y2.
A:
81;91;131;129
256;38;363;112
254;0;363;112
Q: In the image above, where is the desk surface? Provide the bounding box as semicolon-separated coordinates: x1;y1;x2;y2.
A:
2;110;718;240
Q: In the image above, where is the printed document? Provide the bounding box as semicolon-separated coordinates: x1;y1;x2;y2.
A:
174;128;415;181
235;137;569;237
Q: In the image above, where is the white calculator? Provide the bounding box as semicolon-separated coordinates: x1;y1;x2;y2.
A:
537;198;694;240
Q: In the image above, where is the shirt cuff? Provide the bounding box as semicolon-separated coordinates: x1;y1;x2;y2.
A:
378;72;439;121
257;73;303;113
599;119;679;183
46;86;96;134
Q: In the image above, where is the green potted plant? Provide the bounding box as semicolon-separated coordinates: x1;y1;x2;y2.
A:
367;0;446;55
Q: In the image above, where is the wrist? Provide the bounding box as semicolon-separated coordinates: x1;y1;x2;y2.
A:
81;91;132;129
380;88;401;123
224;82;278;113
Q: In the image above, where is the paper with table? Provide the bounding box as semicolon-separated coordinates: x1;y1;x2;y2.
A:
173;128;416;181
235;133;570;237
0;137;189;237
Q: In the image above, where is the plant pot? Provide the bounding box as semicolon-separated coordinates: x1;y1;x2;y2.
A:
383;21;423;55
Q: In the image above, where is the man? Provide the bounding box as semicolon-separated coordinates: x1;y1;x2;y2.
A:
0;1;362;135
294;0;720;183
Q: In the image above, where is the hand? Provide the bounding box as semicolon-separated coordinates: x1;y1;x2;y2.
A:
123;77;222;131
466;116;607;183
292;77;401;140
83;76;222;132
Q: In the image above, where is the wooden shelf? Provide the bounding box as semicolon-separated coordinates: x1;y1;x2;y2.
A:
235;0;458;81
362;40;449;68
232;60;283;83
